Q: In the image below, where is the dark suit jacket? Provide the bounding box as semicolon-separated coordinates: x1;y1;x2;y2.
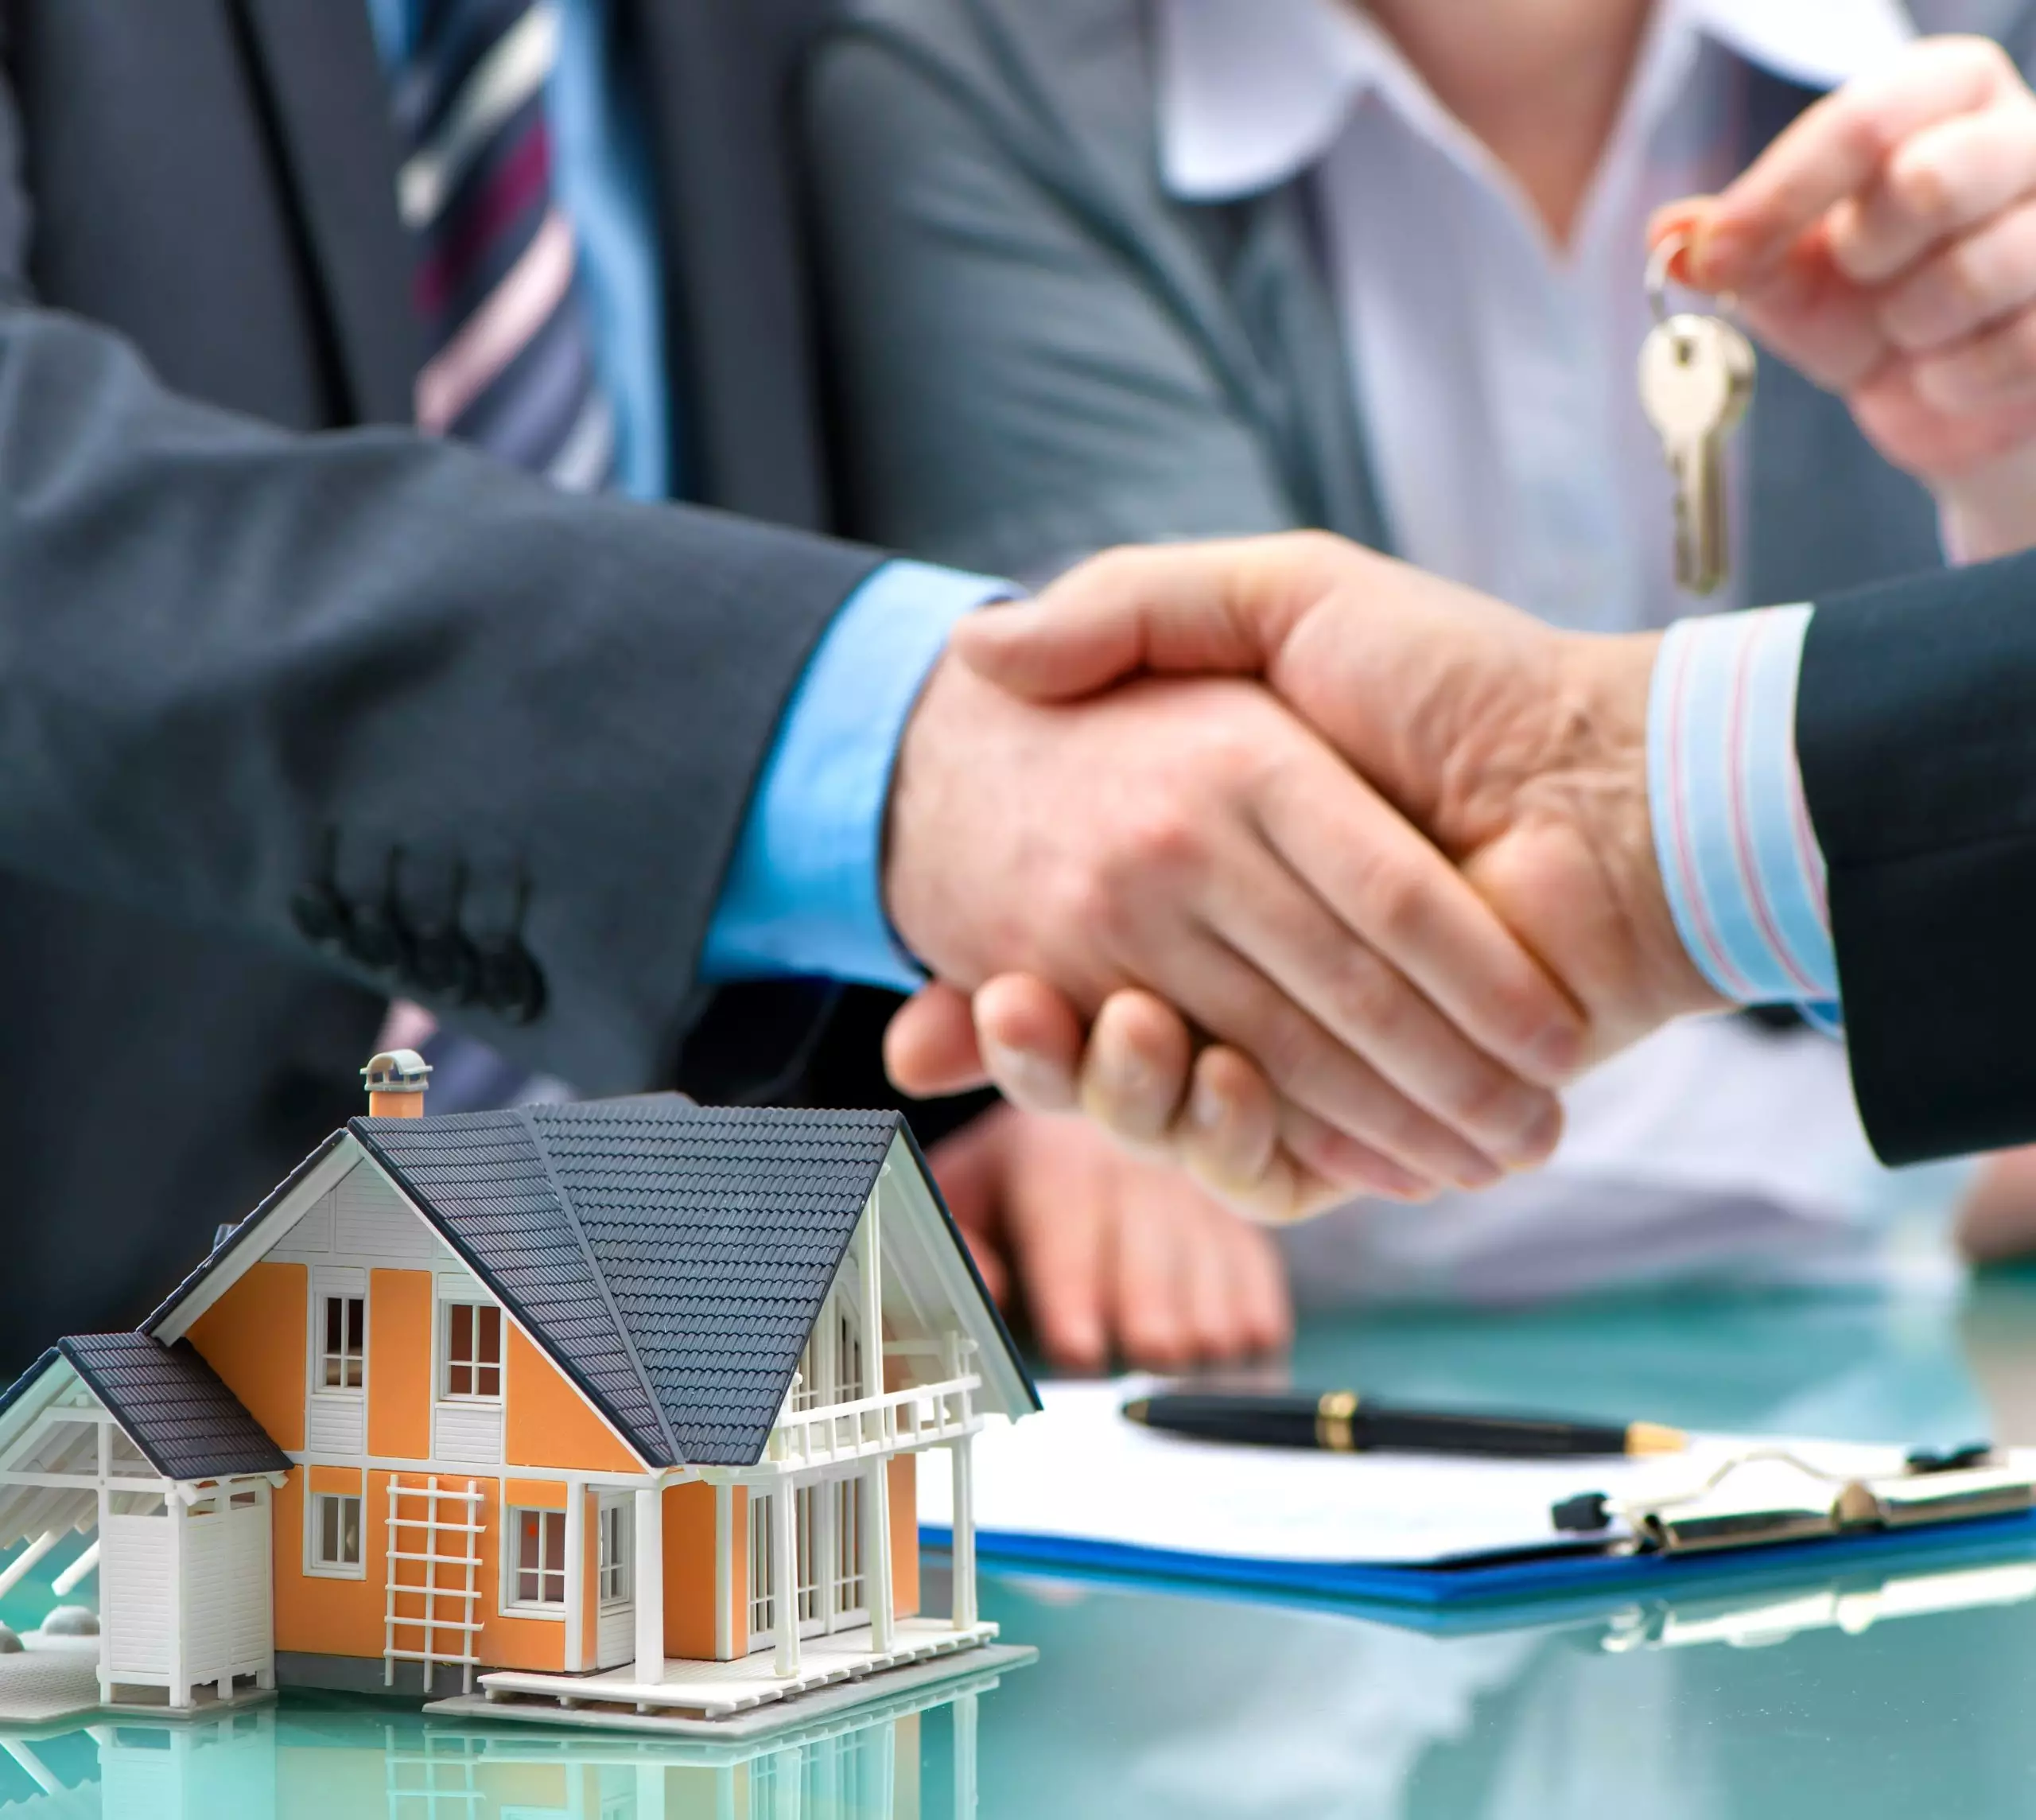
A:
1801;558;2036;1168
0;0;876;1363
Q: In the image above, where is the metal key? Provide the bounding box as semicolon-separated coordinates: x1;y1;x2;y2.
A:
1639;311;1754;597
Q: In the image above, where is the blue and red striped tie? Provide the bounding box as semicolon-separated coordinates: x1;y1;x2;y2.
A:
395;0;613;490
381;0;606;1108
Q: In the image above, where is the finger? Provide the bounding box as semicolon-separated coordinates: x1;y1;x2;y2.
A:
1878;196;2036;353
1828;101;2036;287
1258;741;1585;1084
1224;1213;1296;1355
1208;819;1565;1169
970;974;1086;1113
1177;1044;1281;1191
1729;222;1893;391
1177;1197;1255;1362
925;1111;1012;1305
1278;1099;1434;1206
1004;1131;1114;1372
1646;198;1715;283
1912;304;2036;414
1109;1182;1194;1370
1074;990;1195;1146
1213;1205;1295;1359
1693;37;2019;288
951;534;1342;702
885;982;990;1098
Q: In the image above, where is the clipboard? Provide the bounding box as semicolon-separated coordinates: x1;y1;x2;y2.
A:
917;1382;2036;1612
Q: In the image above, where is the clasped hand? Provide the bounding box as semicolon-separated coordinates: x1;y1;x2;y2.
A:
882;533;1720;1228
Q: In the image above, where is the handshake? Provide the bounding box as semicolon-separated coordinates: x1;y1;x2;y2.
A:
880;533;1731;1227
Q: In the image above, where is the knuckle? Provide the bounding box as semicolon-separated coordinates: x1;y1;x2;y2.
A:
1362;854;1433;948
1323;953;1404;1043
1886;150;1956;232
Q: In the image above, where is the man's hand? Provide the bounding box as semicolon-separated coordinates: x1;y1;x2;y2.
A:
1666;36;2036;561
927;1105;1292;1371
884;620;1588;1210
888;535;1722;1215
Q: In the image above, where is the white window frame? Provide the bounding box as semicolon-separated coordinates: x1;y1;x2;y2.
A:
748;1491;775;1643
503;1505;569;1616
315;1289;367;1396
439;1297;505;1403
597;1499;632;1608
306;1490;365;1579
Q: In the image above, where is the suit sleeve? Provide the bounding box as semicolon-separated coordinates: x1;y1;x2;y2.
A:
0;131;880;1100
1797;553;2036;1164
802;29;1299;578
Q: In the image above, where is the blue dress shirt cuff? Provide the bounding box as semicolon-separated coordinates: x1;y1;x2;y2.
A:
1647;605;1841;1029
700;559;1014;990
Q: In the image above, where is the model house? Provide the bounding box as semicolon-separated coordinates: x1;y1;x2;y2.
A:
0;1053;1037;1732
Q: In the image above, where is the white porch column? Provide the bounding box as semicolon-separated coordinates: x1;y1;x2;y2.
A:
93;1423;111;1705
772;1481;800;1678
949;1437;977;1631
563;1483;586;1672
165;1493;189;1709
863;1457;895;1650
632;1485;664;1685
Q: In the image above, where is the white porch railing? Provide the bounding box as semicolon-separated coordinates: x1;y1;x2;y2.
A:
766;1374;980;1470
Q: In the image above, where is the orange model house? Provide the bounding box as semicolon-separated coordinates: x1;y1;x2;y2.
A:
0;1054;1038;1733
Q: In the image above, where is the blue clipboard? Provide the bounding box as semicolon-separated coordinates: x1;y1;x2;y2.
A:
921;1505;2036;1614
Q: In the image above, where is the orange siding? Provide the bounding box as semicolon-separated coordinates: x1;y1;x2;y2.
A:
367;1270;431;1458
308;1464;361;1497
187;1261;307;1451
730;1488;750;1659
274;1472;383;1660
889;1454;919;1620
505;1325;643;1474
662;1481;719;1660
477;1477;569;1672
506;1478;568;1511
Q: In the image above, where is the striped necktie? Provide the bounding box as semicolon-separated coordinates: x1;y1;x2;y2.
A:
379;0;604;1109
395;0;613;491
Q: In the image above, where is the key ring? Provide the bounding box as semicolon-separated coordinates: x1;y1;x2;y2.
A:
1648;228;1738;326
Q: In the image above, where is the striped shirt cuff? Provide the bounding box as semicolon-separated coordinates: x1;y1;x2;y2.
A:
1647;605;1840;1027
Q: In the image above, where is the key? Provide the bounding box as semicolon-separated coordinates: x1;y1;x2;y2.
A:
1639;312;1755;597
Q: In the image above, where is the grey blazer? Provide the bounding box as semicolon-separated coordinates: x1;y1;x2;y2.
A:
806;0;2036;602
0;0;868;1363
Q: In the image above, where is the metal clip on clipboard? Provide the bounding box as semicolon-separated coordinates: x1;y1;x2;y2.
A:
1552;1444;2036;1557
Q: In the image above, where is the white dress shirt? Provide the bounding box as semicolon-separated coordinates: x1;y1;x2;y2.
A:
1154;0;1979;1300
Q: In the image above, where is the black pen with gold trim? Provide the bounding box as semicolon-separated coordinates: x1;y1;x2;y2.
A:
1121;1390;1688;1460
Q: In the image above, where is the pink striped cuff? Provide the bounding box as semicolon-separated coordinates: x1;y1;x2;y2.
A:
1646;607;1839;1021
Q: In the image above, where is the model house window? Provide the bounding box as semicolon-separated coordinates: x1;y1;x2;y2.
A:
834;1477;865;1616
748;1493;775;1637
833;1306;864;1406
319;1293;365;1390
795;1484;820;1624
310;1493;363;1573
598;1501;631;1604
443;1302;503;1399
510;1507;566;1607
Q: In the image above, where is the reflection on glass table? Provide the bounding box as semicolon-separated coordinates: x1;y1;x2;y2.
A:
12;1274;2036;1818
0;1664;998;1819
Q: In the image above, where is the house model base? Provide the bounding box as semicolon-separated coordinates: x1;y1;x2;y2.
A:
0;1056;1041;1736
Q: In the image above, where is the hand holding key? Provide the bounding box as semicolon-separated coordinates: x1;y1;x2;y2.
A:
1639;243;1756;597
1654;35;2036;564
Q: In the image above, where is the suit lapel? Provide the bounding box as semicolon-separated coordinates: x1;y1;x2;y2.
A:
230;0;419;426
622;0;833;527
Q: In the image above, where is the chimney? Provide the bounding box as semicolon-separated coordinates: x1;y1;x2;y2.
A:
361;1049;432;1118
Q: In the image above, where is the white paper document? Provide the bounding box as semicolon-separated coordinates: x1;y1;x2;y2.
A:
920;1380;1916;1568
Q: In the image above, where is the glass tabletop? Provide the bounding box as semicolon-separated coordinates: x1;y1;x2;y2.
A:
10;1274;2036;1818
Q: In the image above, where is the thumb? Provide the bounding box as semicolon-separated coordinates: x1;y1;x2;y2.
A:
952;539;1302;701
